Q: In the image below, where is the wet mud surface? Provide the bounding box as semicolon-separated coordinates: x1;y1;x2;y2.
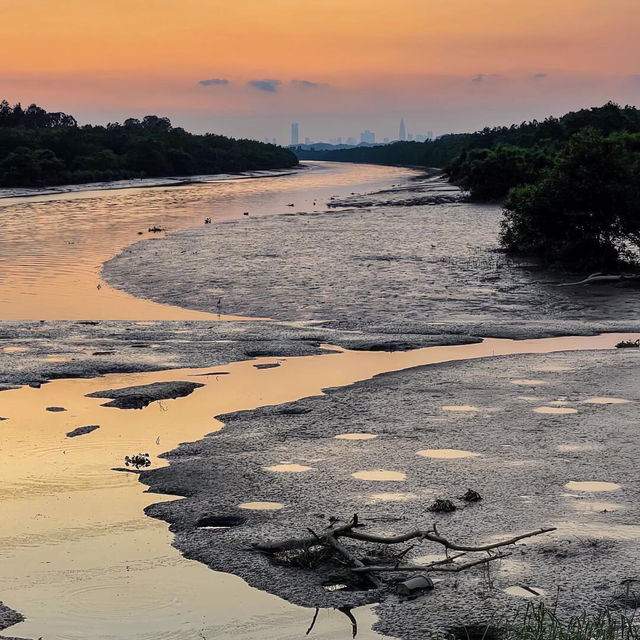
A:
0;320;477;388
142;347;640;638
3;165;640;638
103;175;640;333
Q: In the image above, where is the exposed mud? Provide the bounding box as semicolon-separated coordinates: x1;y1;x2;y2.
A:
86;381;204;409
103;175;640;333
0;320;479;389
66;424;101;438
141;347;640;638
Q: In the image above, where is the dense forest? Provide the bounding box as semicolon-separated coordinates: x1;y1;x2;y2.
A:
308;103;640;270
0;101;298;188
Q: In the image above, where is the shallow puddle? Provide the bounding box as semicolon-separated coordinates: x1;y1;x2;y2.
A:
335;433;378;440
352;470;407;482
564;481;621;492
583;397;632;404
417;449;480;459
441;405;480;412
1;346;28;353
263;464;312;473
534;406;578;414
511;379;547;386
237;502;284;510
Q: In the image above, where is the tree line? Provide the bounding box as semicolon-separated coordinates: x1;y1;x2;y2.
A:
0;101;298;188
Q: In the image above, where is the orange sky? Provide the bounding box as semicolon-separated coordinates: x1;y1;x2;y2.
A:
3;0;640;140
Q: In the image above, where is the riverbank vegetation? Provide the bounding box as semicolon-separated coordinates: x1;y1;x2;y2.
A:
0;101;298;188
308;103;640;270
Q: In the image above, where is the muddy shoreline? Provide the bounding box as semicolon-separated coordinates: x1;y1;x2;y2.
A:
140;346;640;638
2;165;640;639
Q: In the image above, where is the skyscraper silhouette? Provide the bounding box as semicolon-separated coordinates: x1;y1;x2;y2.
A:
399;119;406;141
291;122;299;146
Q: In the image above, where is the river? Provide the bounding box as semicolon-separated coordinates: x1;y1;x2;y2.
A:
0;163;638;640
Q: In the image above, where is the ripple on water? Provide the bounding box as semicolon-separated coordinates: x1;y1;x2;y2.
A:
335;433;378;440
534;406;578;414
263;464;312;473
237;501;284;510
565;481;621;492
417;449;480;459
583;397;632;404
352;470;406;482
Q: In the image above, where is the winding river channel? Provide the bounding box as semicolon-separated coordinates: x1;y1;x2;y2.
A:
1;163;638;640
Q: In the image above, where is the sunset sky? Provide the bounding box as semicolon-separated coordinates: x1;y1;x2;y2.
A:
3;0;640;141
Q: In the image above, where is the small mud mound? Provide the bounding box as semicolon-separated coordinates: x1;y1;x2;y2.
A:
66;424;100;438
86;381;204;409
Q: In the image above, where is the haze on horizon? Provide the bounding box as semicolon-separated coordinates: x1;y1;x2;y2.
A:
3;0;640;142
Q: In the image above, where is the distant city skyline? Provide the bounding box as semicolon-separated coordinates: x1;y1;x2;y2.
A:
286;119;434;147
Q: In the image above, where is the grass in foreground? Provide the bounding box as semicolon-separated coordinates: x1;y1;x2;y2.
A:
501;602;638;640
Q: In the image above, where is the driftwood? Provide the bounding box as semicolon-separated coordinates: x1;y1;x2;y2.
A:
255;514;556;590
557;273;640;287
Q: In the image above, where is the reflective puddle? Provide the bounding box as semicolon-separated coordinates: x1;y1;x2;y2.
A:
352;470;407;482
263;464;313;473
565;481;621;492
238;502;285;511
417;449;481;459
534;406;578;414
583;397;632;404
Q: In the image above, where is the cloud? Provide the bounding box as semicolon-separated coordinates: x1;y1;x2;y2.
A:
247;79;282;93
198;78;230;86
471;73;502;83
291;79;328;89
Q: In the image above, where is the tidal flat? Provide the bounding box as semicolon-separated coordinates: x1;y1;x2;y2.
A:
1;162;640;640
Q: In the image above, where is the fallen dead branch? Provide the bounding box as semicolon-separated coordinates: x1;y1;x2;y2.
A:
255;514;556;591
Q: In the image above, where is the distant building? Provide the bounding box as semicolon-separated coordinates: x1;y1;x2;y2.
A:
291;122;299;146
360;130;375;144
383;137;389;143
346;136;357;145
427;130;434;140
304;136;311;145
399;118;406;141
408;133;414;141
415;134;427;143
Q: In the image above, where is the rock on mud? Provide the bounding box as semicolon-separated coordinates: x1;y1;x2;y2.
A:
86;380;204;409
